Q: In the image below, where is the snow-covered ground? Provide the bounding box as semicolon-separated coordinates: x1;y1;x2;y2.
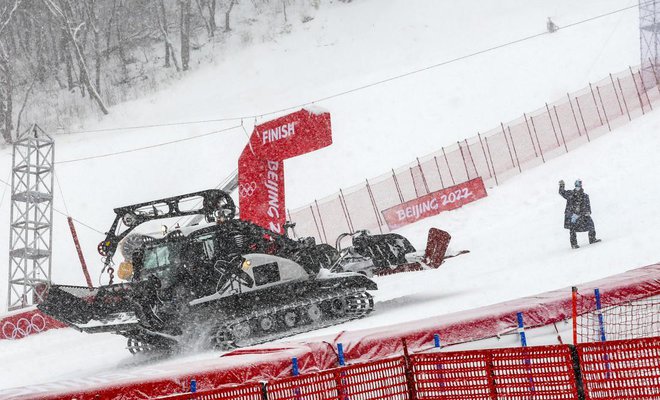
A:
0;0;656;393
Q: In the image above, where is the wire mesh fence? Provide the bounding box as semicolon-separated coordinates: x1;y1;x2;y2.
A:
288;64;659;244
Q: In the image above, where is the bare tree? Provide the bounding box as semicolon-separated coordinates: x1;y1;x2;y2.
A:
0;45;13;143
224;0;236;32
155;0;180;71
180;0;191;71
43;0;109;114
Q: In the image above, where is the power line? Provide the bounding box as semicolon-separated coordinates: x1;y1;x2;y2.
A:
55;124;242;164
0;175;105;234
56;2;645;137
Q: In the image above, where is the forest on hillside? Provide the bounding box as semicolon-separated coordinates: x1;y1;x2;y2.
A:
0;0;345;144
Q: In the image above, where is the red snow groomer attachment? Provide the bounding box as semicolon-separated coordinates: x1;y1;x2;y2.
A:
332;228;456;277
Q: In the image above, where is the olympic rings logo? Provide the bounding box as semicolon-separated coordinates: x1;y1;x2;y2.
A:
239;182;257;198
1;314;46;340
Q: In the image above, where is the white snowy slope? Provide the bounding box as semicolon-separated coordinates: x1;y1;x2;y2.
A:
0;0;655;393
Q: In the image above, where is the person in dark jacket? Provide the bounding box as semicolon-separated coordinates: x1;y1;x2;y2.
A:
559;179;600;249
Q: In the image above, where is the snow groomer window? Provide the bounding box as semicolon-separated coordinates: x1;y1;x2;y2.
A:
143;245;170;270
253;262;281;286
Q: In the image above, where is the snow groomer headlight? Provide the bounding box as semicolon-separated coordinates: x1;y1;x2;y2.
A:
117;261;134;280
241;258;252;270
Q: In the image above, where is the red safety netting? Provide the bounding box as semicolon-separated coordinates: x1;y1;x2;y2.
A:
266;356;409;400
577;336;660;400
412;345;578;400
7;262;660;399
157;382;263;400
288;65;658;244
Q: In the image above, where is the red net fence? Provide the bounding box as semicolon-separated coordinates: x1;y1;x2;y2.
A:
155;338;660;400
288;63;660;244
575;289;660;344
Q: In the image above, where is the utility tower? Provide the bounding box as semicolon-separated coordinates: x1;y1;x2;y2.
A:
640;0;660;88
7;125;54;311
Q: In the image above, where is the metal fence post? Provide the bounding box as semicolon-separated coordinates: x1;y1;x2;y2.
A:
567;93;583;136
523;113;539;158
529;115;545;163
401;339;418;400
464;139;479;179
500;123;516;168
457;141;471;180
506;126;522;173
441;147;456;186
589;83;604;126
609;74;624;116
477;133;493;179
313;200;328;244
392;169;405;203
596;86;611;131
574;97;591;142
416;158;430;193
484;136;499;186
630;66;647;113
553;105;569;153
616;77;632;121
432;156;446;188
545;103;561;147
365;179;384;233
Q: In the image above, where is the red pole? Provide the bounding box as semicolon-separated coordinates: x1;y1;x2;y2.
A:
67;217;94;290
572;287;578;345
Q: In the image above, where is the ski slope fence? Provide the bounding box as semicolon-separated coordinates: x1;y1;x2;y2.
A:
287;62;659;244
152;339;660;400
7;262;660;400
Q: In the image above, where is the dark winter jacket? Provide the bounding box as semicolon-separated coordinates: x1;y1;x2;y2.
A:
559;186;595;231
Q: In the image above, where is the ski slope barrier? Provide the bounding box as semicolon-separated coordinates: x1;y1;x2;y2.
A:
4;261;660;399
0;307;66;341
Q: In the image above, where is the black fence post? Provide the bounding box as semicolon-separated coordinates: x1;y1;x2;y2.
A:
569;345;586;400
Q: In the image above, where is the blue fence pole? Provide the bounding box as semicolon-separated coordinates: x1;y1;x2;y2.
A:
594;288;611;379
517;312;535;392
292;357;299;376
434;333;441;348
517;312;528;347
594;288;607;343
337;343;346;366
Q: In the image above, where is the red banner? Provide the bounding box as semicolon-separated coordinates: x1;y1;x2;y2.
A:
0;308;67;340
382;177;487;230
238;108;332;234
